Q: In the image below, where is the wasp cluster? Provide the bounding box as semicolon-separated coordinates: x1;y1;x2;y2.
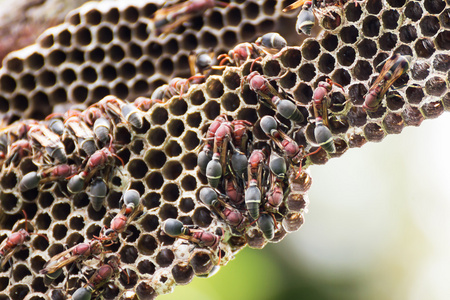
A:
0;0;449;300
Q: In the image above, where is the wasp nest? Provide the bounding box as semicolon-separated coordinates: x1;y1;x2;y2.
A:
0;0;449;300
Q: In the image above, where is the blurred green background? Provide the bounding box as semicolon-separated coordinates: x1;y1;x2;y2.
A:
162;114;450;300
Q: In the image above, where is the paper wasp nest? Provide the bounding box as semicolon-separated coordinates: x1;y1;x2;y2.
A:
0;0;448;299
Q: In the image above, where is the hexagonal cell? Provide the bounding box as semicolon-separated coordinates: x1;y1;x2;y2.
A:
279;48;302;69
425;76;447;96
420;100;444;119
364;123;386;142
411;62;430;80
382;112;405;134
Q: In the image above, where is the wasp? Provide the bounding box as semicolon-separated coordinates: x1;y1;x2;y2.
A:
71;255;121;300
40;239;103;286
163;218;221;249
312;79;344;153
97;202;143;245
151;0;229;35
28;124;67;164
0;211;46;270
363;53;411;112
283;0;357;35
199;187;246;231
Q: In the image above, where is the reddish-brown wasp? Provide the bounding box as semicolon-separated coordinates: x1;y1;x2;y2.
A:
363;53;411;112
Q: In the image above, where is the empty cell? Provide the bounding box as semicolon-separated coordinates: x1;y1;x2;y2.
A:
337;46;356;66
364;123;386;142
182;153;197;170
222;30;237;48
26;52;44;70
124;6;139;22
353;60;372;80
6;57;23;73
435;31;450;50
263;60;281;78
190;252;213;275
151;107;168;125
298;63;316;81
318;54;335;74
52;224;68;240
147;127;166;147
172;264;194;284
88;47;105;63
85;9;101;25
332;68;351;87
61;68;77;85
47;49;66;66
241;23;256;40
136;282;156;300
362;16;380;37
113;82;129;99
145;149;166;169
181;34;198;51
433;54;450;72
411;62;430;80
158;58;174;76
386;0;406;8
187;112;202;128
159;204;178;220
36;213;51;230
424;0;445;14
181;175;197;192
156;248;175;267
105;7;120;24
10;284;29;300
97;26;113;44
167;119;185;137
180;197;195;213
69;48;85;63
192;207;212;227
406;85;425;104
425;76;447;96
399;25;417;43
204;101;221;120
162;161;183;180
81;66;98;83
128;159;148;179
119;62;137;79
101;64;117;82
138;60;155;77
0;97;8;112
57;29;71;46
135;22;149;40
1;172;17;190
226;7;242;26
75;27;92;46
320;33;338;51
72;192;89;208
440;9;450;28
420;15;440;36
51;203;70;220
293;83;313;105
118;25;132;42
0;74;16;93
109;45;125;62
138;234;158;255
201;31;218;48
379;33;397;51
71;85;88;103
19;73;36;91
421;100;444;119
222;93;240;112
345;2;362;22
301;40;320;60
182;130;200;151
120;245;138;263
205;78;224;98
415;38;435;58
366;0;382;14
2;192;20;213
340;25;358;44
402;105;424;126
